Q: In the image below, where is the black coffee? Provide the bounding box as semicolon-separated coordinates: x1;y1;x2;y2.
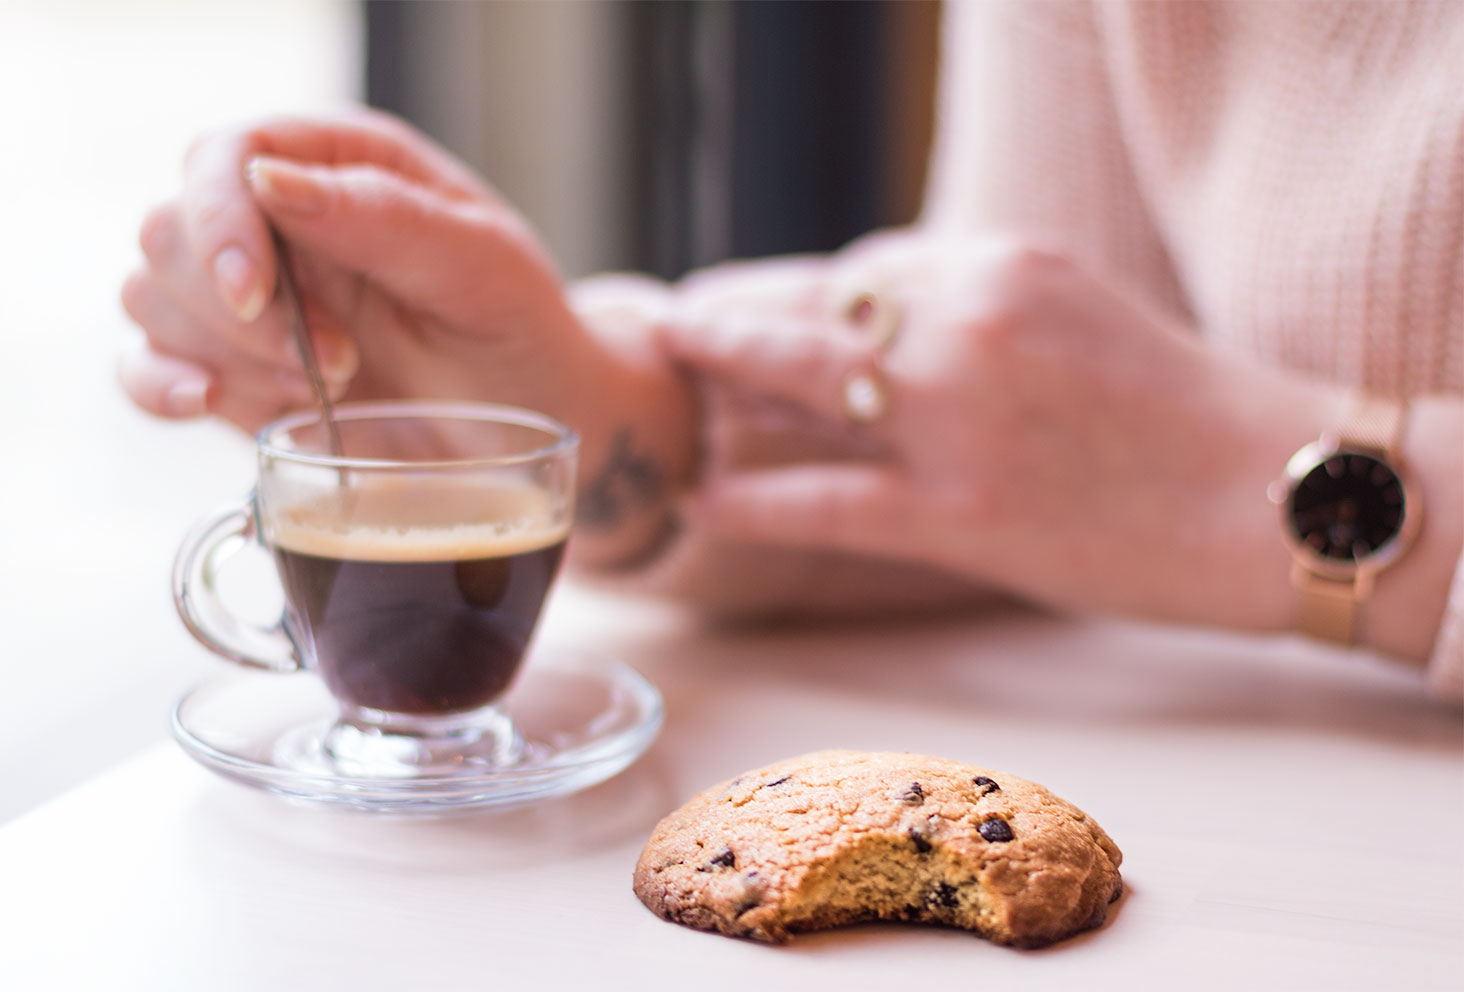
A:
269;487;567;716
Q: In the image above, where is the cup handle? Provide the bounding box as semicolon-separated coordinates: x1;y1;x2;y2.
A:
172;496;301;673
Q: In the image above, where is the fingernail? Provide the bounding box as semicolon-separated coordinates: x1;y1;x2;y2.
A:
248;156;330;215
213;246;266;323
164;377;210;417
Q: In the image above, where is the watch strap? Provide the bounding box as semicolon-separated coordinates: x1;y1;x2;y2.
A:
1293;563;1364;645
1333;394;1406;454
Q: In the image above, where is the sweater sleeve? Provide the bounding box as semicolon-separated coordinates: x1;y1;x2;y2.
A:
931;0;1464;694
921;0;1191;324
1427;556;1464;704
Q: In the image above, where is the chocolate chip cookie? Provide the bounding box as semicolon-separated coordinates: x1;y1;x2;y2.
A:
633;750;1123;948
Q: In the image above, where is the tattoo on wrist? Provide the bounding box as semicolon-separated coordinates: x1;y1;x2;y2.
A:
577;428;664;531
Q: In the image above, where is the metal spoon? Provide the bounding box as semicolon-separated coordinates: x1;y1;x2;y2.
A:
271;229;345;460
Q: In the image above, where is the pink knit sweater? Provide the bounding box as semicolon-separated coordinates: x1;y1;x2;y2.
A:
584;0;1464;701
927;0;1462;699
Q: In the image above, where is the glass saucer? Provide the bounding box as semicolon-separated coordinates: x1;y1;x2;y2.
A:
171;642;663;814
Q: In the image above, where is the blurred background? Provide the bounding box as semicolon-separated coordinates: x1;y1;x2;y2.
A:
0;0;939;824
364;0;938;277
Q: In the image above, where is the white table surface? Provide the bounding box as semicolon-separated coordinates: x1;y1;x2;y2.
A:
5;9;1454;985
1;583;1459;991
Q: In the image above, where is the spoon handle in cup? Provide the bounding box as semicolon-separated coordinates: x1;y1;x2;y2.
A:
271;229;346;461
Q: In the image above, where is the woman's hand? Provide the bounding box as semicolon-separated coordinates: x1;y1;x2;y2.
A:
120;110;697;568
664;232;1347;633
119;109;594;432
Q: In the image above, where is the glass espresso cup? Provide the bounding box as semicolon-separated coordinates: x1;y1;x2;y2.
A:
173;401;577;778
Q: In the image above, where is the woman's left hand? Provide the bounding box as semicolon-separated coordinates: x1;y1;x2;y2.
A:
663;232;1342;631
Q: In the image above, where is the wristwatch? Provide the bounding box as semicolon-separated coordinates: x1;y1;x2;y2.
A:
1268;395;1421;645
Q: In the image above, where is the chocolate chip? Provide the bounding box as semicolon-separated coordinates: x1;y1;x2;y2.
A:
908;826;933;854
734;873;765;916
734;897;762;918
927;882;959;909
698;846;737;871
900;782;925;805
764;775;790;787
973;776;1001;798
978;817;1014;843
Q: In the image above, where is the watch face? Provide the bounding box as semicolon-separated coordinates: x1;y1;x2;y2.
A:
1289;452;1406;562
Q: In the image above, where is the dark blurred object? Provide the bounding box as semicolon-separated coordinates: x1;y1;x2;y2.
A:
365;0;939;279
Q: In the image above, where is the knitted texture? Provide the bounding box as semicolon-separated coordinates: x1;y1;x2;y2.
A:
925;0;1462;698
580;1;1463;700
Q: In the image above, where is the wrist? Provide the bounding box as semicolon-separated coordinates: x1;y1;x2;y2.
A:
563;282;699;572
1359;396;1464;661
1183;368;1343;635
1263;389;1462;663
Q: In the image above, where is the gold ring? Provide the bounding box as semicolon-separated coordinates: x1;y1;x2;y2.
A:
839;289;900;424
845;290;902;351
841;367;890;424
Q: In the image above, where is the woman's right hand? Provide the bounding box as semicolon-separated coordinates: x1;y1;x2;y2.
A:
121;109;704;573
117;109;596;435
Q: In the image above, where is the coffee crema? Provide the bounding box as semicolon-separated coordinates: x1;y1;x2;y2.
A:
268;483;569;716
